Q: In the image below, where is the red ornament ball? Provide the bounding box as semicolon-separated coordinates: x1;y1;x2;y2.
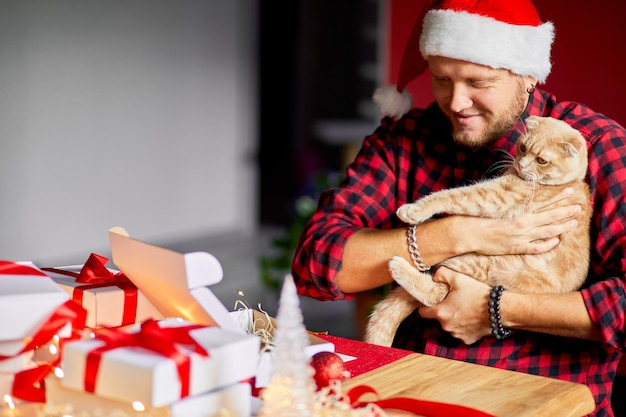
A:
310;351;348;390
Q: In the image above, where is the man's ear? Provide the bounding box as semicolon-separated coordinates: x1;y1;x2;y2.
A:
525;76;538;93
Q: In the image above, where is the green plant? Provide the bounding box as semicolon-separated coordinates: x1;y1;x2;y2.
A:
260;171;343;290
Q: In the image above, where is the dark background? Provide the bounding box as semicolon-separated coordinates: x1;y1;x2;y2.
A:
258;1;379;226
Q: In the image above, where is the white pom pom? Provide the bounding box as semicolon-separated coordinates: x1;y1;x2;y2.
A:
372;85;413;119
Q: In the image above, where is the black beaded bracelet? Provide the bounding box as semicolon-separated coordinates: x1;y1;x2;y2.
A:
488;285;512;340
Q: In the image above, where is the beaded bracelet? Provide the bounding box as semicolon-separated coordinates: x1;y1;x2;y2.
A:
406;224;430;272
488;285;512;340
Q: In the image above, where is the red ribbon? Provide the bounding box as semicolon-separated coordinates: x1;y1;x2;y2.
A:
0;261;88;361
84;319;209;400
242;376;263;398
5;299;88;402
11;364;54;403
346;385;497;417
42;253;139;326
0;260;88;403
0;260;48;276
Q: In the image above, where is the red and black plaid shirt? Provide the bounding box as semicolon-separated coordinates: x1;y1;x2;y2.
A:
292;89;626;416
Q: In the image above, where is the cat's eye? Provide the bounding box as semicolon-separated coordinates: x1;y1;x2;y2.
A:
536;157;548;165
519;144;526;153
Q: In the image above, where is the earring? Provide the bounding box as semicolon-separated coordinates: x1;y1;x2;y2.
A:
526;84;536;94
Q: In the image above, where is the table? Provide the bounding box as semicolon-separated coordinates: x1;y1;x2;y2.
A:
320;335;596;417
4;334;596;417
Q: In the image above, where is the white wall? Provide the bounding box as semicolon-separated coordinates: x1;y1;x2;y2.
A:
0;0;258;265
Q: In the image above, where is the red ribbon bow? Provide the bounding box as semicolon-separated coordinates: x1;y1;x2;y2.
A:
42;253;139;326
84;319;209;400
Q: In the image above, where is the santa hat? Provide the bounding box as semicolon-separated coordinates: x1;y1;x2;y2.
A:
374;0;555;119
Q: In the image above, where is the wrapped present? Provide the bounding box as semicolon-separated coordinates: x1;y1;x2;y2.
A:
0;322;73;367
0;261;70;340
45;374;251;417
43;253;164;328
61;318;260;407
108;227;242;334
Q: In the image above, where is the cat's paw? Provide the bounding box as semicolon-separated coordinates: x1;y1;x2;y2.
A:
389;256;445;307
396;202;431;224
388;256;417;287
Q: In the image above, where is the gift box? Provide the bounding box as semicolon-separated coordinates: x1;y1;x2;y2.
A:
0;261;70;341
0;351;34;373
46;374;251;417
0;339;29;359
43;253;164;328
60;318;260;407
108;227;242;334
0;325;73;365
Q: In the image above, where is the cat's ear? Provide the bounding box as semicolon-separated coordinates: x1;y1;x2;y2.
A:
525;117;539;129
560;141;581;157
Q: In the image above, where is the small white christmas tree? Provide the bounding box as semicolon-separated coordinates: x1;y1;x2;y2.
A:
258;274;316;417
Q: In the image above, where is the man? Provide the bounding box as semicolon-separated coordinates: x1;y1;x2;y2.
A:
291;0;626;415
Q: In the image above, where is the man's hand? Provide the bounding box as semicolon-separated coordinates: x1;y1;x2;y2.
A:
457;187;581;256
417;266;493;344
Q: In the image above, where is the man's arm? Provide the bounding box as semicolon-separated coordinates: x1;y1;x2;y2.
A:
334;218;458;294
504;290;600;339
335;197;579;295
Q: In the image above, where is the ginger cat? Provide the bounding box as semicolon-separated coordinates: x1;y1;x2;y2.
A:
365;116;592;347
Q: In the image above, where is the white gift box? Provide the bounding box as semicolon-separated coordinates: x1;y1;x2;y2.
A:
46;375;251;417
0;351;34;373
44;264;164;328
108;227;242;334
0;267;69;341
61;318;260;407
0;339;28;358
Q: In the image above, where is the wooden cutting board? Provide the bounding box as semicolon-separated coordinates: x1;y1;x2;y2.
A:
343;352;595;417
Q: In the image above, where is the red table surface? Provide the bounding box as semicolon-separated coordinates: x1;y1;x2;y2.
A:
315;334;413;378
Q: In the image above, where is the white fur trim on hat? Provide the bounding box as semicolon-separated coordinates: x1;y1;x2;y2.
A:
373;86;413;120
420;9;554;83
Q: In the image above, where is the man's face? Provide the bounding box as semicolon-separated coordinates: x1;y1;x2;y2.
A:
429;56;532;148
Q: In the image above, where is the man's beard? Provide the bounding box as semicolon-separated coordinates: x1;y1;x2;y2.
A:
452;83;528;148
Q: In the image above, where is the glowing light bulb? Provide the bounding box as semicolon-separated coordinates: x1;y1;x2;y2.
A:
132;401;146;411
3;394;15;409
